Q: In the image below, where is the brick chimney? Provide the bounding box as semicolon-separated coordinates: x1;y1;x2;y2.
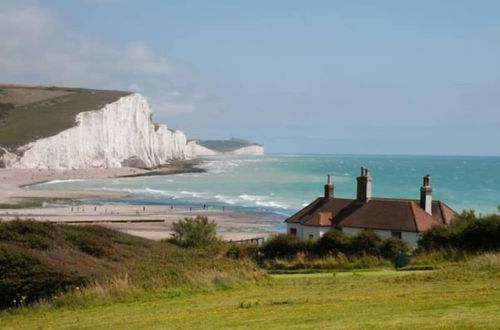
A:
324;174;334;200
356;166;372;202
420;174;432;215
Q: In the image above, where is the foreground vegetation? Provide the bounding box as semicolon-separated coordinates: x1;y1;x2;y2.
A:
1;253;499;329
0;220;264;309
1;212;499;328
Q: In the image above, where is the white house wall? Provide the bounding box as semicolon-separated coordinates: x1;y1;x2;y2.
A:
288;224;421;247
302;226;328;239
286;223;303;237
287;223;328;239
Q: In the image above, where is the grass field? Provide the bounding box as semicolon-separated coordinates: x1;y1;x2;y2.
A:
1;265;498;329
0;85;130;150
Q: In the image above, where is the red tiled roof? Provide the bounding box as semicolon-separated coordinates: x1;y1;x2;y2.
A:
285;196;457;233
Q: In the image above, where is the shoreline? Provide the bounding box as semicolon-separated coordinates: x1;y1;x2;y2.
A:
0;203;281;241
0;159;205;206
0;160;282;241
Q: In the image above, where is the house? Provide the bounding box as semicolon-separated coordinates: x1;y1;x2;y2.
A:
285;167;457;246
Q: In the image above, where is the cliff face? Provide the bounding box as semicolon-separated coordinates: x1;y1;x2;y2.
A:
230;145;265;155
0;93;195;169
194;138;265;156
189;143;218;156
187;143;264;156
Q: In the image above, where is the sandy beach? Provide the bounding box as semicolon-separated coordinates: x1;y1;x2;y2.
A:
0;167;280;241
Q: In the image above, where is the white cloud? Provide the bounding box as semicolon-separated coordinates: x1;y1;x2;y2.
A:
0;3;199;115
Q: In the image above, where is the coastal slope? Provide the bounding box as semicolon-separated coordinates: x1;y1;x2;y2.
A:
195;138;264;155
0;85;195;169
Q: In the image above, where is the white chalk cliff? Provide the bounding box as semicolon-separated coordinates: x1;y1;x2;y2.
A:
188;143;264;156
229;145;265;155
189;143;219;156
1;93;196;169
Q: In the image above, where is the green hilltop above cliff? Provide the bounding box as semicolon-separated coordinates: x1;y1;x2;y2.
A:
0;84;130;151
195;138;262;153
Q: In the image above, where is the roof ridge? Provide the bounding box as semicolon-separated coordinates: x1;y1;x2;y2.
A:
409;201;419;232
438;201;446;224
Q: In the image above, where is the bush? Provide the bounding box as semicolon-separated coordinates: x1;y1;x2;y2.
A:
378;237;410;259
259;235;314;259
0;221;57;250
455;214;500;251
65;230;115;258
315;229;349;256
418;211;500;252
169;215;220;249
348;230;382;255
418;225;453;250
0;243;85;308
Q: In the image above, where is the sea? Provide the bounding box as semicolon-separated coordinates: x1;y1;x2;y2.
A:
31;154;500;231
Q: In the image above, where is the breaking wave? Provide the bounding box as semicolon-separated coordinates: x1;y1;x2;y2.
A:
98;186;291;213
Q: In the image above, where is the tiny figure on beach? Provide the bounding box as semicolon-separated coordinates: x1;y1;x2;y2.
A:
143;206;146;212
189;207;192;211
171;205;173;210
71;207;73;212
222;206;225;211
94;206;97;212
203;204;207;209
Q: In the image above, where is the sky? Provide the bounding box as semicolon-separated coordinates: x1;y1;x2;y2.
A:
1;0;499;156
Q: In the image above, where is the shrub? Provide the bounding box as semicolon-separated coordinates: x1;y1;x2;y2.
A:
259;235;314;259
418;211;500;252
315;229;349;256
0;243;85;308
348;230;382;255
0;221;56;249
455;214;500;251
169;215;220;249
418;225;453;250
378;237;410;259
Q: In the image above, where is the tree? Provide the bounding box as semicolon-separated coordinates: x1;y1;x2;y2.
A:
170;215;219;248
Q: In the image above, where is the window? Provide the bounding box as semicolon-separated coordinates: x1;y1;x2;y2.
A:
391;231;402;239
290;228;297;236
309;234;314;239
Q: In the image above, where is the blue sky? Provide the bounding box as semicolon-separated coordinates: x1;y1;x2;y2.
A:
2;1;500;155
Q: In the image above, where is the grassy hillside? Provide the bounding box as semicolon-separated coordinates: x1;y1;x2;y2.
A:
0;221;264;309
0;85;130;151
1;255;499;329
196;138;262;152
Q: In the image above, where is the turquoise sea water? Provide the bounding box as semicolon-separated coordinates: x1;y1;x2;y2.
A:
32;154;500;221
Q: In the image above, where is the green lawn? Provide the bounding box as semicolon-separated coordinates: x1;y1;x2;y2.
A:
1;269;498;329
